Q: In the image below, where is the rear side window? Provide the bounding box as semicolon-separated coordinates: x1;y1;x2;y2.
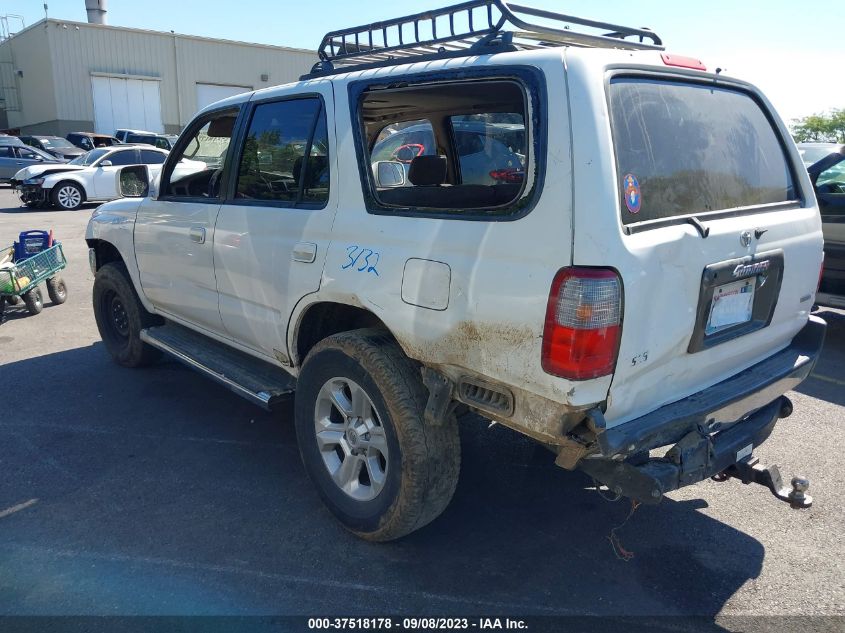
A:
609;78;797;225
141;149;166;164
354;74;540;218
106;150;139;166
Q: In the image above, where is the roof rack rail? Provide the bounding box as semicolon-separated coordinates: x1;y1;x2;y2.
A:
304;0;663;79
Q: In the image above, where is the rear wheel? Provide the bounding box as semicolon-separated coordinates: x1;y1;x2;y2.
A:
46;276;67;304
22;287;43;315
295;329;460;541
92;262;161;367
51;182;84;210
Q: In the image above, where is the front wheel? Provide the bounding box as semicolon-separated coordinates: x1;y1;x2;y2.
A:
295;329;460;541
22;287;43;315
92;262;161;367
51;182;84;210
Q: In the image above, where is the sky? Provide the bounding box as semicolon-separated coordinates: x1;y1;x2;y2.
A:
3;0;844;123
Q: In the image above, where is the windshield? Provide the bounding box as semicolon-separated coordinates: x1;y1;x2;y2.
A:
799;146;837;166
70;148;108;166
609;78;797;225
39;137;76;150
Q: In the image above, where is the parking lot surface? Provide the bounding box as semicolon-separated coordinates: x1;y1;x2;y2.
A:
0;186;843;627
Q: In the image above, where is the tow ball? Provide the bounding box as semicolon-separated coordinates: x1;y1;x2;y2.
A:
712;457;812;509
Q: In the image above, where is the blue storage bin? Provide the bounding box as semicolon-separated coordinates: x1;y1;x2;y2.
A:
13;230;51;261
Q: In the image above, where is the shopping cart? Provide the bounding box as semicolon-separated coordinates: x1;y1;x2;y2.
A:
0;230;68;317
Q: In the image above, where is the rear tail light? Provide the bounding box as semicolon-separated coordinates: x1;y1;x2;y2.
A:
542;268;622;380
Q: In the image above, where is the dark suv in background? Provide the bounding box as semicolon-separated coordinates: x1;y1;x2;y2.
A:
66;132;121;151
799;143;845;309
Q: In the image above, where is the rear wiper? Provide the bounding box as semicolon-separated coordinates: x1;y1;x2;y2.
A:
685;216;710;238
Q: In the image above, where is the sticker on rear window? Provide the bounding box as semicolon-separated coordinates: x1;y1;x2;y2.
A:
623;173;641;213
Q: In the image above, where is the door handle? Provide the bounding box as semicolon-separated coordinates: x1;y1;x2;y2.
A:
189;226;206;244
292;242;317;263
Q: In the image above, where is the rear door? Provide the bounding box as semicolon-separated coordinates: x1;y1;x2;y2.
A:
212;85;336;359
570;70;822;426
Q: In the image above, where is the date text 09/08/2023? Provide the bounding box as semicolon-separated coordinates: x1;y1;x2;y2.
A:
308;617;529;630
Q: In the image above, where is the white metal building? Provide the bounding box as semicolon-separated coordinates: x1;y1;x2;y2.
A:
0;18;317;135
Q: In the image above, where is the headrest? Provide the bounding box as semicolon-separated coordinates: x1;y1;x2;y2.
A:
207;115;236;138
408;155;447;186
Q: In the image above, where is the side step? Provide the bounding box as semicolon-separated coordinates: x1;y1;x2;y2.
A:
140;323;296;410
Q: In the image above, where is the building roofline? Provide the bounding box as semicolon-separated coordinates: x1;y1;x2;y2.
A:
3;17;316;57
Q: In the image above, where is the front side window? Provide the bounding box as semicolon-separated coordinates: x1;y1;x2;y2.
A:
609;78;798;225
161;109;237;199
235;97;329;205
356;78;534;216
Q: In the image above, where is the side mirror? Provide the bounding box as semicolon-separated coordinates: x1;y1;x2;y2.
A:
99;160;113;167
375;161;406;188
118;165;150;198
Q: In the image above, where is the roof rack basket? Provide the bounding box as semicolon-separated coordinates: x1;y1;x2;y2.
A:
305;0;663;78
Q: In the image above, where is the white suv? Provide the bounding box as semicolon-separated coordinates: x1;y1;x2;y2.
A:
86;1;826;541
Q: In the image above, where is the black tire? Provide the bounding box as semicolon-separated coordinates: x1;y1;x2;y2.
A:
50;181;84;210
5;295;21;306
46;276;67;305
0;296;5;320
295;328;460;541
92;262;162;367
22;287;43;315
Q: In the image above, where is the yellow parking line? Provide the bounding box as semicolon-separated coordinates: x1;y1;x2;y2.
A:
810;373;845;387
0;498;38;519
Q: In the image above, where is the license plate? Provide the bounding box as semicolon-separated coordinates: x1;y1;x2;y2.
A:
706;278;755;334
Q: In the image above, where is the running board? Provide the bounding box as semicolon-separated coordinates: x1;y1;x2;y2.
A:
140;323;295;410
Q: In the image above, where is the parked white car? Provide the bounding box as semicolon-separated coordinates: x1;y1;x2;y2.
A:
14;145;168;210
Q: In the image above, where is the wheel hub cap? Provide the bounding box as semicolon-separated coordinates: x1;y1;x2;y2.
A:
58;186;81;208
314;377;388;502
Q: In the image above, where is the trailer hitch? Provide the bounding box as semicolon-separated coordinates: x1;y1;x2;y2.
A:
713;457;812;509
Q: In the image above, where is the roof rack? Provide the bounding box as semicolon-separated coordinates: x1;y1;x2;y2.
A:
304;0;663;78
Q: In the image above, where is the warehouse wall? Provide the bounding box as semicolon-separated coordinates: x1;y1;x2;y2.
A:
0;24;59;131
45;20;317;134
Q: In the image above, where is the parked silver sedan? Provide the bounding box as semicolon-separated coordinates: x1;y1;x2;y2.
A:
0;144;67;183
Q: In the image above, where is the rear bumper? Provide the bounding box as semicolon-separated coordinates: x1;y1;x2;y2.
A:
580;315;826;503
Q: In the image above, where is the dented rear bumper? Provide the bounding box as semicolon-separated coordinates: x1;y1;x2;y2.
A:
579;315;826;504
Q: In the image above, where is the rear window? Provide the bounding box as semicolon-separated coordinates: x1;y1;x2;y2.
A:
609;78;797;225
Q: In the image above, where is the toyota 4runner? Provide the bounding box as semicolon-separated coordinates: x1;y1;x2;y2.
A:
86;1;826;541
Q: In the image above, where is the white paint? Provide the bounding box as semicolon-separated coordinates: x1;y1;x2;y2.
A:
0;498;38;519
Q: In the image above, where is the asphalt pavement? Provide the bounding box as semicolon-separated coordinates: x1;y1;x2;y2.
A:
0;186;843;630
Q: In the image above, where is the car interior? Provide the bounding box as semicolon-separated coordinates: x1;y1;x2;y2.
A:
360;79;529;210
164;113;237;198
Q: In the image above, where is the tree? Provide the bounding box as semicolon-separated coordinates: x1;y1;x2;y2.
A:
791;109;845;143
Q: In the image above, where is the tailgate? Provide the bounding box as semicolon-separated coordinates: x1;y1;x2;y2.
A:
570;69;823;427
